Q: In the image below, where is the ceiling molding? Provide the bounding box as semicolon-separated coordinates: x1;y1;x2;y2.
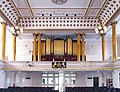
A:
84;0;93;16
25;0;34;16
17;8;100;9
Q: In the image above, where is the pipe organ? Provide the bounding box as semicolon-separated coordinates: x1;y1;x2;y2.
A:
33;34;86;61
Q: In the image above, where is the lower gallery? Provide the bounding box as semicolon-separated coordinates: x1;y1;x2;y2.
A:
0;0;120;92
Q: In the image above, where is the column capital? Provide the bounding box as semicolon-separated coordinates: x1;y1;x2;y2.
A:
46;36;51;39
1;21;7;25
37;33;43;35
100;33;106;36
82;33;85;36
33;33;36;36
76;32;81;36
12;33;18;36
111;21;117;25
67;36;73;39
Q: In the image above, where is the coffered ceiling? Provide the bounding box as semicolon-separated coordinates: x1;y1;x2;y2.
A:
0;0;120;39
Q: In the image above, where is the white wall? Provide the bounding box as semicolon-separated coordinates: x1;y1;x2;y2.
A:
85;39;113;61
0;71;6;88
112;71;120;88
0;24;14;61
117;39;120;58
85;40;102;61
105;40;112;61
5;71;117;88
31;72;42;87
16;40;33;61
76;72;86;87
6;72;42;87
85;72;102;87
117;20;120;58
5;26;13;61
76;72;113;87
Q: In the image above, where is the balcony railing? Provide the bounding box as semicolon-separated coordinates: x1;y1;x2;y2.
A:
1;60;120;71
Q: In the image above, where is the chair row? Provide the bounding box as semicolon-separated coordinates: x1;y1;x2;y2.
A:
65;87;120;92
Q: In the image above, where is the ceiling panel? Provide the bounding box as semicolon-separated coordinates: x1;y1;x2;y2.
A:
91;0;105;8
28;0;90;8
32;9;86;16
87;9;100;16
13;0;28;8
19;9;32;16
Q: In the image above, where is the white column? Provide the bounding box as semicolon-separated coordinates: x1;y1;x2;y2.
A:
101;72;107;86
59;72;64;92
12;72;16;86
112;71;120;88
0;71;6;88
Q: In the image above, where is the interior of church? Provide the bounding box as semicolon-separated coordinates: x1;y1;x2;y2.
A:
0;0;120;92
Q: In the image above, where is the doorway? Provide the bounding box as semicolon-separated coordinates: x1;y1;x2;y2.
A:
93;77;99;87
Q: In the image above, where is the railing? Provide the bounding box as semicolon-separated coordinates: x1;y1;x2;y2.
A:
1;60;120;71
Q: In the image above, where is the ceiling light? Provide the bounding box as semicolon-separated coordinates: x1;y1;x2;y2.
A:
95;28;99;34
95;26;106;34
103;26;107;32
20;28;23;33
95;17;107;35
12;17;23;34
100;30;104;34
15;26;19;30
98;26;102;30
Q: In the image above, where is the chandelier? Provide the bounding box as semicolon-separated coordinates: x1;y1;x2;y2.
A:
11;18;23;34
95;17;107;34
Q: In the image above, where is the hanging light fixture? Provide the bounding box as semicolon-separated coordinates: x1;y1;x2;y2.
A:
95;17;107;34
11;17;23;34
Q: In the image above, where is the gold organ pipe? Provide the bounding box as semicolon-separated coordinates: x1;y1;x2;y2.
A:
82;33;85;62
38;33;41;61
77;33;81;61
46;37;51;55
68;37;72;55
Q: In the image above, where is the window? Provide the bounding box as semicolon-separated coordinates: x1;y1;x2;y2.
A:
42;73;76;90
